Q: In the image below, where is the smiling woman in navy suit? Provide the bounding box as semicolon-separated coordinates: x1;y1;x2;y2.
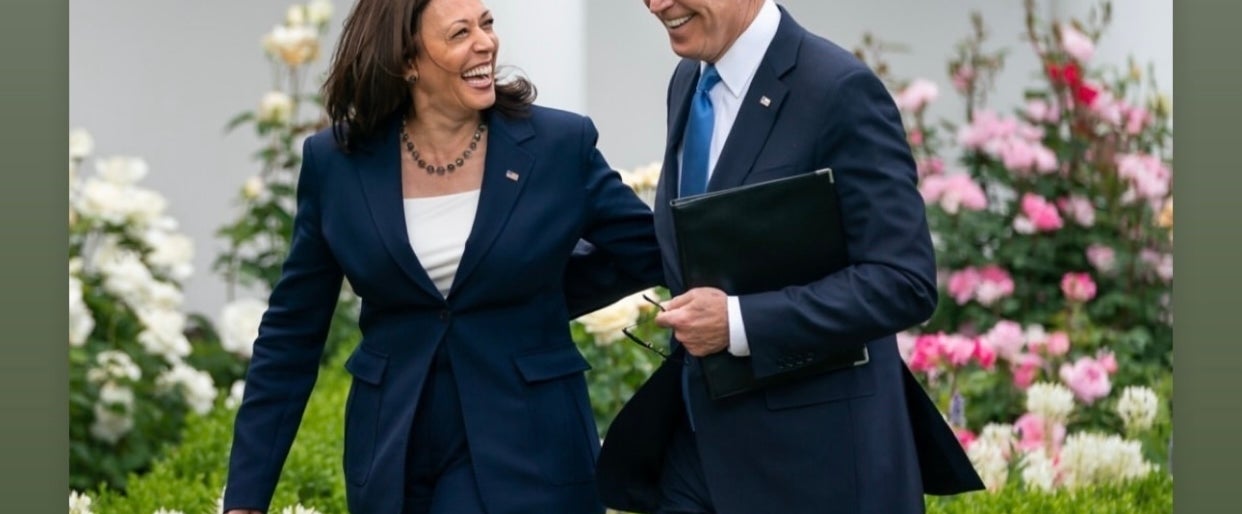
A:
220;0;662;513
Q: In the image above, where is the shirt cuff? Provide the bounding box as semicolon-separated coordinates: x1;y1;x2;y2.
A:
726;296;750;357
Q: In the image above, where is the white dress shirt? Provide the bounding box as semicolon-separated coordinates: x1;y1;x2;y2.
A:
676;0;781;357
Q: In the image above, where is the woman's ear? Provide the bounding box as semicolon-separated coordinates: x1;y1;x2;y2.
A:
405;58;419;84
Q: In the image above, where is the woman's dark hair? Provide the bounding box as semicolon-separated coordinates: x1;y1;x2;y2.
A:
322;0;535;152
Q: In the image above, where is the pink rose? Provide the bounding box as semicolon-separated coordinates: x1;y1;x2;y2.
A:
975;265;1016;306
895;78;940;113
1096;350;1118;374
909;334;943;373
1015;412;1067;452
948;268;981;305
952;65;975;93
1057;195;1096;227
1044;331;1071;356
1061;272;1097;303
1011;353;1044;390
1060;24;1096;63
955;428;977;450
1059;356;1112;404
974;340;997;370
921;174;988;214
1126;106;1150;135
982;320;1026;361
940;334;978;367
1020;193;1064;232
1086;244;1116;274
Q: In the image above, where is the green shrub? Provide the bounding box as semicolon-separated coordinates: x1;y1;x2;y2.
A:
926;473;1173;513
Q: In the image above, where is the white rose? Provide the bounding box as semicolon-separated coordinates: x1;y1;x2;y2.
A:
286;5;307;26
142;280;185;311
219;298;267;359
152;509;187;514
77;179;129;224
135;308;192;362
69;490;94;514
89;403;133;444
69;128;94;161
99;251;156;306
69;276;95;347
307;0;334;26
576;295;642;345
226;380;247;409
95;156;148;186
259;91;294;125
87;350;141;384
263;24;320;67
144;230;195;282
157;362;218;415
122;187;169;225
97;382;135;409
243;176;266;200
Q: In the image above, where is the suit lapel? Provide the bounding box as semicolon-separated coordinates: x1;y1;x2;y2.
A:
706;13;801;192
449;109;535;297
657;61;699;209
356;116;444;300
655;62;700;293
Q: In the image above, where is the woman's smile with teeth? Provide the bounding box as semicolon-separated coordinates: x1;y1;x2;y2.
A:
463;64;492;78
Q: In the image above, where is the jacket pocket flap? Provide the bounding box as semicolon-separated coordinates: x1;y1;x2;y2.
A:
764;363;875;410
344;346;388;385
514;345;591;383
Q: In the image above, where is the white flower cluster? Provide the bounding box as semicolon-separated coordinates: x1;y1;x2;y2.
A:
69;129;218;443
1025;382;1075;423
1116;386;1160;434
156;362;219;416
576;289;659;346
69;490;93;514
1058;432;1156;488
278;505;325;514
218;298;268;359
1019;448;1058;492
263;1;333;68
965;437;1009;492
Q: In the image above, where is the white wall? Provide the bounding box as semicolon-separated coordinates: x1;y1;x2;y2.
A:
70;0;1171;320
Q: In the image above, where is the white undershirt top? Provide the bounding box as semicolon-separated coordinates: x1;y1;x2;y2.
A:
403;189;481;298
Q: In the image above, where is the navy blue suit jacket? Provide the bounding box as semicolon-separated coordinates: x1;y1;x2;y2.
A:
598;8;982;514
223;106;662;514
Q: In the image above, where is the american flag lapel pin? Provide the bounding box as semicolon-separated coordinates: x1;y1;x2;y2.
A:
759;96;772;107
505;170;520;181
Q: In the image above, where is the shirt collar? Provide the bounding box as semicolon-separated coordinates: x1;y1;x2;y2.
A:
702;0;780;99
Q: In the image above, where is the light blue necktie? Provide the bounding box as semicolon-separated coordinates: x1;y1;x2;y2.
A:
679;64;722;198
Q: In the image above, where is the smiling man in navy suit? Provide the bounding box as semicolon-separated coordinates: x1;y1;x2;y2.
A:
596;1;984;513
